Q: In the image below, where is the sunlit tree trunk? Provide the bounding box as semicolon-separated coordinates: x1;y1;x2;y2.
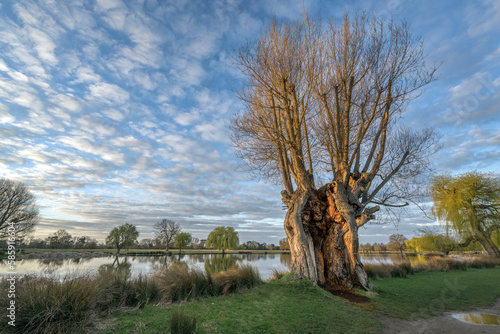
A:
285;179;374;290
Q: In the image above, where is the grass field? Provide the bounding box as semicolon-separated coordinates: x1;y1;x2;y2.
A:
99;267;500;334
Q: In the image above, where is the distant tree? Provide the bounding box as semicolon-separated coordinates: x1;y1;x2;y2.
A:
206;226;239;255
106;223;139;255
0;178;39;239
47;229;73;249
279;238;290;250
73;236;98;249
153;219;181;251
431;172;500;258
23;237;46;249
387;234;408;254
359;243;373;252
173;232;192;254
139;238;154;249
373;243;387;252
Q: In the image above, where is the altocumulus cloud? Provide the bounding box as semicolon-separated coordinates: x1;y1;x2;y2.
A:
0;0;499;245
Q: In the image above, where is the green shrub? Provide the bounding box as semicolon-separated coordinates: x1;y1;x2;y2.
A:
170;309;198;334
270;269;289;281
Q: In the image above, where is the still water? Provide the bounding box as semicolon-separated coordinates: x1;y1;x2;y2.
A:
0;253;423;281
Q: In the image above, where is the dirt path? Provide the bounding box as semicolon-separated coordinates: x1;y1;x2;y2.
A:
379;298;500;334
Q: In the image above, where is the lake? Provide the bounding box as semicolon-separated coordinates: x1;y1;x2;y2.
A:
0;253;425;281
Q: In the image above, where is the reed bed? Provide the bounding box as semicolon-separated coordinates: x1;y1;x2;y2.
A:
364;255;500;279
0;263;261;334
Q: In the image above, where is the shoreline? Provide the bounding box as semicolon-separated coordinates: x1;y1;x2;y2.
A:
13;249;291;260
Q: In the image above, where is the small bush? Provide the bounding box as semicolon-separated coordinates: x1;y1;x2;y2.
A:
270;269;289;281
93;265;130;312
427;257;467;271
364;262;413;279
212;264;261;296
464;256;499;269
124;274;160;308
0;275;97;334
154;262;212;303
170;309;197;334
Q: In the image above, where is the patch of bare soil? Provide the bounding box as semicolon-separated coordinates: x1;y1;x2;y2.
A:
324;286;372;304
378;298;500;334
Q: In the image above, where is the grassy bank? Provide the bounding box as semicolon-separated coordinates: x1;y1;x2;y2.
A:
2;256;498;333
0;263;261;334
101;266;500;334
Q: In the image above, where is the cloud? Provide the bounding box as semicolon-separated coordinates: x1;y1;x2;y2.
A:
0;104;15;123
87;82;130;104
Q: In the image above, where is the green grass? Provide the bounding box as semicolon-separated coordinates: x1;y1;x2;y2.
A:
102;278;379;334
371;267;500;320
100;267;500;334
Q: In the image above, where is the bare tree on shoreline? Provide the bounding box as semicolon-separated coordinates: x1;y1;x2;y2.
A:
154;219;181;251
232;11;439;290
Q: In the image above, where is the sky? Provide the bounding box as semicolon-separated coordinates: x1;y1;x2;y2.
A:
0;0;499;245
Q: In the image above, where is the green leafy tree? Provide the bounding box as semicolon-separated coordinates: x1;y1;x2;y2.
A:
416;227;458;255
206;226;239;255
106;223;139;255
431;171;500;258
173;232;192;254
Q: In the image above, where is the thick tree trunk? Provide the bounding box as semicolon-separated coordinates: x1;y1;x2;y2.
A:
284;181;374;291
474;228;500;258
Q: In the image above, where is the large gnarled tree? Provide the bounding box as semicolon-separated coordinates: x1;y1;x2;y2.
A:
232;12;439;290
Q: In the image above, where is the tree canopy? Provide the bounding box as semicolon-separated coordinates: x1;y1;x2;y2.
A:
206;226;239;252
232;11;439;211
153;218;181;250
173;232;192;254
105;223;139;255
387;234;407;253
47;229;73;248
0;178;39;238
431;171;500;257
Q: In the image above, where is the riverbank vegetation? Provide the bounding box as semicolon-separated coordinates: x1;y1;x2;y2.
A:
101;266;500;334
0;263;260;334
1;256;498;333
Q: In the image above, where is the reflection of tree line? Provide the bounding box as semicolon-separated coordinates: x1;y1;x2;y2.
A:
19;253;293;276
36;256;96;274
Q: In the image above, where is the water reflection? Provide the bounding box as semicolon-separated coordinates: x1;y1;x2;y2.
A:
452;313;500;325
2;252;430;280
97;260;132;280
280;253;291;267
204;255;240;275
37;258;64;274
